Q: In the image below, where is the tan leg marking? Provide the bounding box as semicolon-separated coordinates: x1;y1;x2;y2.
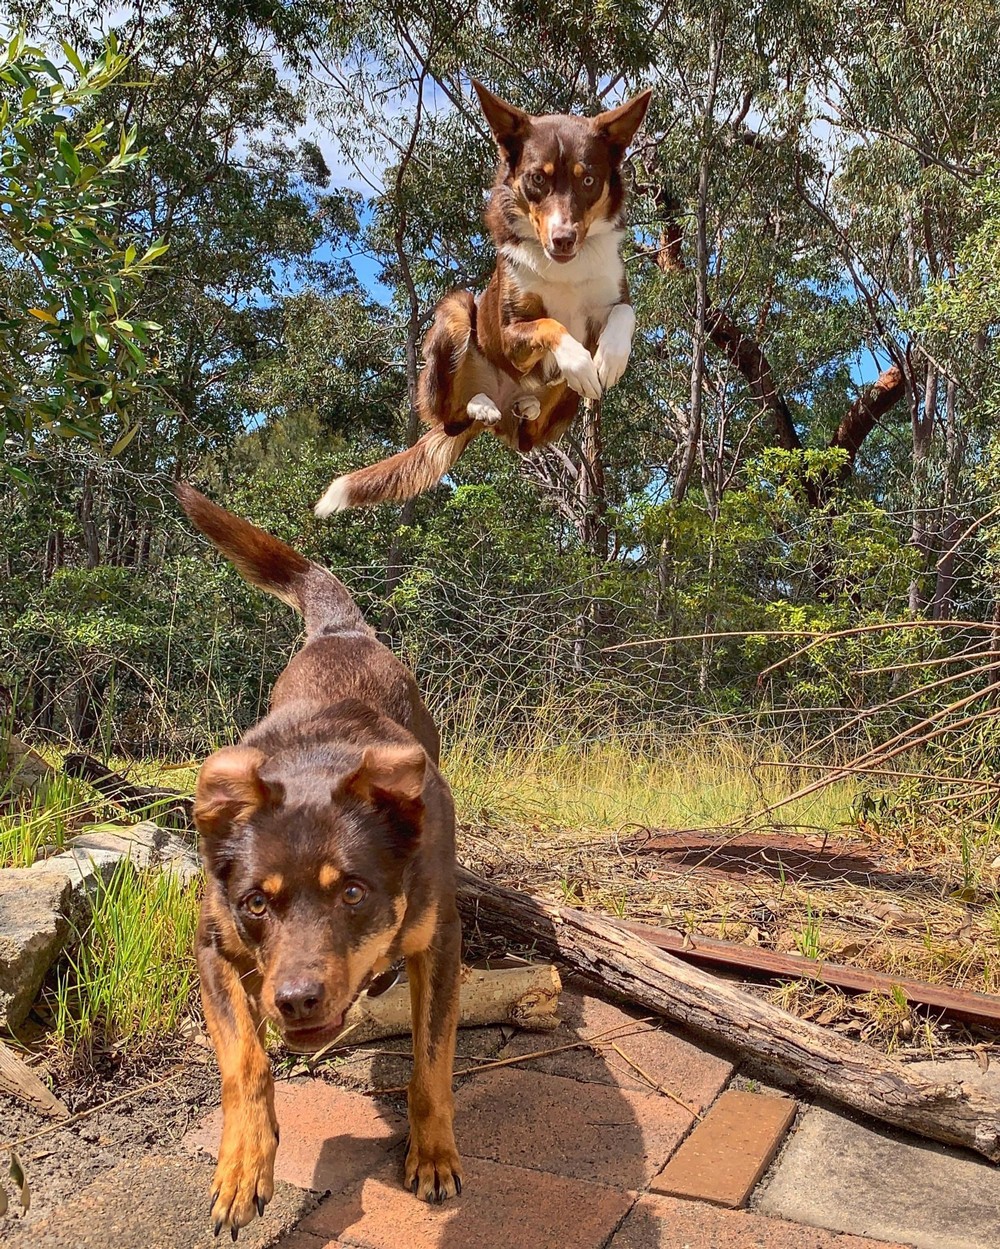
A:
199;937;277;1236
404;913;462;1202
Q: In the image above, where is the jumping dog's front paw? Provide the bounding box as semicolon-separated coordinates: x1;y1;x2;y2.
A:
405;1129;463;1203
593;305;636;390
551;334;602;401
210;1117;277;1240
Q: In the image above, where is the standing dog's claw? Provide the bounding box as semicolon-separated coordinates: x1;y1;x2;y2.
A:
255;1195;266;1217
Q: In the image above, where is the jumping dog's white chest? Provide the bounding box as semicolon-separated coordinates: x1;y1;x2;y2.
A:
502;232;624;345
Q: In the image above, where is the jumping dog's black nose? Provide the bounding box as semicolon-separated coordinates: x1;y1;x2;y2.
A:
549;227;577;255
274;977;325;1022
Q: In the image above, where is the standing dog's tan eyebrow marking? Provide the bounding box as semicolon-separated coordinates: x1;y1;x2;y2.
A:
318;864;342;890
261;873;283;895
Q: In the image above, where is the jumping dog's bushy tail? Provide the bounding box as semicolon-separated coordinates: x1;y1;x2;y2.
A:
313;424;479;515
175;482;370;639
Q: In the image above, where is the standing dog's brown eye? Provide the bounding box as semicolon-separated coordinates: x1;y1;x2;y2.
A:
243;890;268;918
342;882;367;906
529;170;548;187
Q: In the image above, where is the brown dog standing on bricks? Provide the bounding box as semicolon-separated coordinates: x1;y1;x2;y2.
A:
176;483;462;1240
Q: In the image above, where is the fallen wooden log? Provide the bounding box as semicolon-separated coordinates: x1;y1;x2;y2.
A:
455;868;1000;1163
327;962;561;1049
619;921;1000;1034
64;753;193;831
0;1041;68;1118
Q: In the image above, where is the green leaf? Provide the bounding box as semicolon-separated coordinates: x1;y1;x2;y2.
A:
138;240;169;265
36;58;63;85
61;41;85;75
57;134;81;177
109;422;140;455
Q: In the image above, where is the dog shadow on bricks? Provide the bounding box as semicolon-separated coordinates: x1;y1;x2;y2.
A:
310;962;731;1248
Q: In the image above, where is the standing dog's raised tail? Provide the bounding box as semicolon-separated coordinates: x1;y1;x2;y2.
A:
175;481;370;638
314;423;479;515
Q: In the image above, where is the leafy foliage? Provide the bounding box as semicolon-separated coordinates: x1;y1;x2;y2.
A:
0;31;165;464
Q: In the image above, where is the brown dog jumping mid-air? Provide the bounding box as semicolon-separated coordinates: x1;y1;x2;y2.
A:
314;81;651;514
176;483;462;1239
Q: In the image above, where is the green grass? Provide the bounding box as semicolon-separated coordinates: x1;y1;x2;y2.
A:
0;772;90;868
444;726;859;834
47;861;201;1069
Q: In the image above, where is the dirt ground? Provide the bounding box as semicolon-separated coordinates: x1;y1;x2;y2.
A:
0;1052;220;1241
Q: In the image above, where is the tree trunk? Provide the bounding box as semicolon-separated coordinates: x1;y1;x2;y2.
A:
78;470;102;569
932;376;961;620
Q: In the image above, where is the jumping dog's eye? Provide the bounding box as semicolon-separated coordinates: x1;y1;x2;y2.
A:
528;170;548;187
342;882;367;907
582;174;596;188
242;890;269;918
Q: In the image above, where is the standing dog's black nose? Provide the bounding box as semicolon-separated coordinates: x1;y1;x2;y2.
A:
274;978;325;1022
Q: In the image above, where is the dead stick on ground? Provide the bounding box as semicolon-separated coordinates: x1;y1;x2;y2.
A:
371;1022;658;1094
0;1041;68;1119
313;963;562;1056
456;868;1000;1163
609;1042;703;1120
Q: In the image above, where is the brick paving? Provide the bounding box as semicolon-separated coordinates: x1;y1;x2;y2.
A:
19;989;921;1248
175;990;911;1247
609;1196;911;1249
650;1090;796;1208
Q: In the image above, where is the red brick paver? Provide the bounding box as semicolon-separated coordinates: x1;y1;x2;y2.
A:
453;1065;700;1189
292;1155;634;1249
496;989;734;1098
651;1090;796;1208
609;1195;912;1249
183;1078;407;1193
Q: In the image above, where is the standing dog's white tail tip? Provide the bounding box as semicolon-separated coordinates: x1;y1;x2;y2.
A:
314;477;351;517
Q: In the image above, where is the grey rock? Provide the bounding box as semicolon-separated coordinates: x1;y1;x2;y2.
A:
68;819;201;886
0;869;71;1030
756;1099;1000;1249
31;844;132;928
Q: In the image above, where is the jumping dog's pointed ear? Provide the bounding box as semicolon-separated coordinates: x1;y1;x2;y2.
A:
592;89;652;155
344;743;427;807
194;745;280;837
472;80;532;158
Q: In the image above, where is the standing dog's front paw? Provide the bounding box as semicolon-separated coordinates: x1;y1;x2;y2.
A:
210;1117;277;1240
405;1130;463;1203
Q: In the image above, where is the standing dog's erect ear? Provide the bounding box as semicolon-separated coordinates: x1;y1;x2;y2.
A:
194;745;279;836
592;89;653;154
345;743;427;806
472;80;532;159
